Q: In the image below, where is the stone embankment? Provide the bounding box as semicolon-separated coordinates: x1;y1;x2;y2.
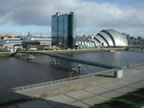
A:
0;48;125;57
0;52;12;57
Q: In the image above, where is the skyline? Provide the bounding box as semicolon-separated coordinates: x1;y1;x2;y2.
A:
0;0;144;36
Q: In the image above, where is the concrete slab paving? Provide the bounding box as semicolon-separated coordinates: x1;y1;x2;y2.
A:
110;80;133;86
139;81;144;85
43;99;82;108
63;76;102;85
71;101;89;108
124;70;136;74
128;72;144;76
114;87;136;93
125;69;142;73
128;83;144;89
123;76;144;83
124;80;141;84
5;65;144;108
84;86;110;95
16;84;67;96
127;74;144;81
82;96;109;106
101;91;125;99
15;76;113;97
125;73;144;78
65;90;94;100
129;66;144;71
99;83;124;90
45;95;76;104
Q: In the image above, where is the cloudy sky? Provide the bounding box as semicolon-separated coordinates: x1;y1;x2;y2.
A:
0;0;144;36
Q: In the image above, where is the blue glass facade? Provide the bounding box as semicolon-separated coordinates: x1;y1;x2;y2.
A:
52;13;58;45
52;12;76;48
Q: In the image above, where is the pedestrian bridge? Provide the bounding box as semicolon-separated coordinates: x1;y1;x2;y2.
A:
11;51;121;69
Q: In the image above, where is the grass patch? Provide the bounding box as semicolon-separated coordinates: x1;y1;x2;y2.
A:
92;88;144;108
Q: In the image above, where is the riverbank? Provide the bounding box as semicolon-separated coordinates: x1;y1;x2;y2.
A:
0;48;125;57
48;48;125;55
0;52;12;57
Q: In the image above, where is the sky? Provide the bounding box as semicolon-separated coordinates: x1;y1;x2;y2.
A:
0;0;144;37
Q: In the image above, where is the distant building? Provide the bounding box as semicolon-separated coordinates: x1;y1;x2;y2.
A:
76;29;128;49
52;12;76;48
76;35;101;49
31;37;51;46
0;36;52;52
93;29;128;47
0;38;22;52
27;32;32;37
22;37;52;49
122;33;130;40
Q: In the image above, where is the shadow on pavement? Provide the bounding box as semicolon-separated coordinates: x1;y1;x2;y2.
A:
0;91;81;108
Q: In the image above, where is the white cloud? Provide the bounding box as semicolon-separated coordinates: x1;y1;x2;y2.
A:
0;0;143;36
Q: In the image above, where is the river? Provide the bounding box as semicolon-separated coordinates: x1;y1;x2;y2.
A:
0;51;144;91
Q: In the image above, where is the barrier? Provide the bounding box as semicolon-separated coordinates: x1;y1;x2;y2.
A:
122;63;144;69
12;69;116;91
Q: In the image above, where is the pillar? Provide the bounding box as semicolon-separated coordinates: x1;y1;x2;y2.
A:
114;69;123;78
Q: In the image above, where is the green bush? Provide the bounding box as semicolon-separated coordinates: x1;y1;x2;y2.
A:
48;48;54;50
16;48;23;51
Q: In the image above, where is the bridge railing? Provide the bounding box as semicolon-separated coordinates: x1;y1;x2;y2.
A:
12;51;121;69
12;69;116;91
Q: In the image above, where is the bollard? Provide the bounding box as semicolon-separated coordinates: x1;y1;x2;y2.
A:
114;69;123;78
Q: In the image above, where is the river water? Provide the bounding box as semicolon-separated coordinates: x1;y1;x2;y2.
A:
0;51;144;91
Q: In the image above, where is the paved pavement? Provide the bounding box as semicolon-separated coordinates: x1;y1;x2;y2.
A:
4;65;144;108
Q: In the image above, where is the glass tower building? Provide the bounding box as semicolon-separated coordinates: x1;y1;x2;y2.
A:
52;12;76;48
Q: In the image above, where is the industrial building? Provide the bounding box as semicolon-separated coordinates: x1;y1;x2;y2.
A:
0;36;52;52
52;12;76;48
0;38;22;52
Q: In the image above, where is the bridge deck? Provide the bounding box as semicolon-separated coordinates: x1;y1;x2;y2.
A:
12;51;121;69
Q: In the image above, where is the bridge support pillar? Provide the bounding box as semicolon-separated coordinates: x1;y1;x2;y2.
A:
114;69;123;78
50;58;59;65
78;64;81;72
141;48;144;52
27;54;35;60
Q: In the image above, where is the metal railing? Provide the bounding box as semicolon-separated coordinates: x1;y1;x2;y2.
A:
12;69;116;91
122;63;144;69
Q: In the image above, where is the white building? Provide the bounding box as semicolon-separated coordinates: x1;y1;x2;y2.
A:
76;29;128;49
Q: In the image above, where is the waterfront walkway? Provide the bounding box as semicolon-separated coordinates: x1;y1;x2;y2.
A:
3;65;144;108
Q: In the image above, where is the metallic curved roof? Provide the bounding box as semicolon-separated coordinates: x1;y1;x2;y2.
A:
94;29;128;47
